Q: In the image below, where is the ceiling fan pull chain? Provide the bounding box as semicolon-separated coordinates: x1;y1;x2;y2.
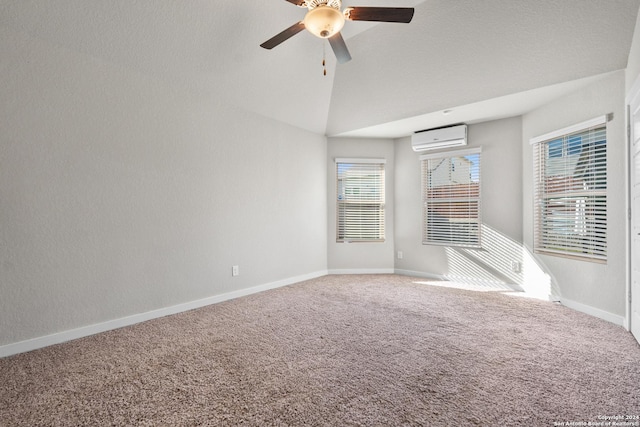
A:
322;42;327;76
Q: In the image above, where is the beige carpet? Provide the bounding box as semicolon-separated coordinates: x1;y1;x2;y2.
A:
1;274;639;426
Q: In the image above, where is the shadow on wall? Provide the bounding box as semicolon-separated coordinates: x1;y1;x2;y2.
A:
443;224;559;300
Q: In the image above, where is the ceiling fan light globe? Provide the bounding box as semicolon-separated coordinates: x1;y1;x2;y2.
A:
303;6;345;39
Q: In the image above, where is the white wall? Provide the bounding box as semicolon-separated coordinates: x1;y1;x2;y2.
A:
394;117;524;287
327;138;395;273
0;26;328;348
626;9;640;92
522;71;627;319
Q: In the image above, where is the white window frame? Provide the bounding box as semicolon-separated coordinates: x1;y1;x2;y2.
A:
530;116;608;263
421;147;482;248
335;158;386;243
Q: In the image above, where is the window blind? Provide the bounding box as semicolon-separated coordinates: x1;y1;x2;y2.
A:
336;159;385;242
532;118;607;263
421;148;481;247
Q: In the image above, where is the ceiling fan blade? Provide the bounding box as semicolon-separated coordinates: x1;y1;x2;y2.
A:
284;0;306;5
260;21;305;50
328;32;352;64
344;7;415;23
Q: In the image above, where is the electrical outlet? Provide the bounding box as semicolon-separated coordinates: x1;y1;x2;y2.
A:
511;261;521;273
232;265;239;276
397;251;403;259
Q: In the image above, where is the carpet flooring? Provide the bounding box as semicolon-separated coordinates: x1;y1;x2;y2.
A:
1;274;639;426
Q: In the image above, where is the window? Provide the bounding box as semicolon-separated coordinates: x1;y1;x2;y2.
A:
421;148;481;247
336;159;385;242
531;116;607;263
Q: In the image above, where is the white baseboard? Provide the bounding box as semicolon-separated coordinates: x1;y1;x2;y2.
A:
560;297;625;327
0;270;328;359
328;268;395;275
394;269;445;281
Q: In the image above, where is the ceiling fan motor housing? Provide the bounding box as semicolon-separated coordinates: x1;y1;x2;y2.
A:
306;0;342;11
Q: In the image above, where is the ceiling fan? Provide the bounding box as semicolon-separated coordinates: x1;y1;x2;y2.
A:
260;0;415;64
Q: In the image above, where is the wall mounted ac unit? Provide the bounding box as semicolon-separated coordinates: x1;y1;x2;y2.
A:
411;124;467;152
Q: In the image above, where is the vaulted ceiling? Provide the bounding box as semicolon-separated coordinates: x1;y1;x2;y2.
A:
1;0;638;137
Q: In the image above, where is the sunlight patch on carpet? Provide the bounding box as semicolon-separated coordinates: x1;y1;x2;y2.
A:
413;279;514;292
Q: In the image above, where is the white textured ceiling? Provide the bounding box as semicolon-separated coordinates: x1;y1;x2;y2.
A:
0;0;638;137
